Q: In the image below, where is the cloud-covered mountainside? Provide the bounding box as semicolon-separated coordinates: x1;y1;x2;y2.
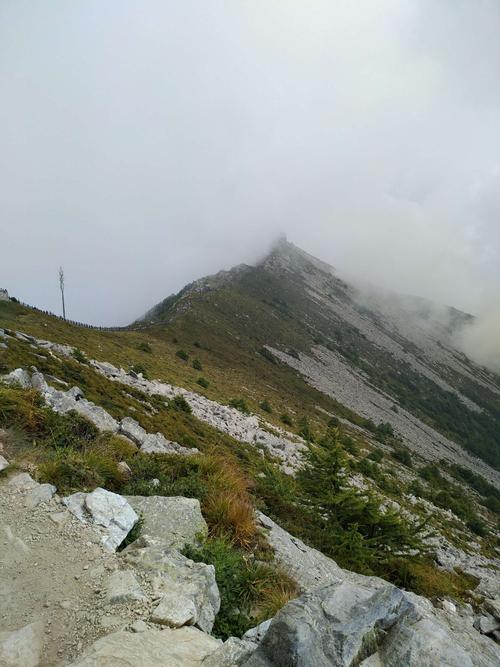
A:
144;238;500;483
1;239;500;665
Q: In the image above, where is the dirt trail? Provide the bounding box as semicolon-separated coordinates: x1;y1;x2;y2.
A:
0;473;146;666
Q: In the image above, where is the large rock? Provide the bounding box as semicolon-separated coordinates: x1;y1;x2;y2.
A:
125;496;207;549
123;539;220;633
0;622;44;667
2;369;31;389
0;455;9;472
150;591;198;628
66;627;221;667
243;581;500;667
46;390;119;432
120;418;197;456
202;637;255;666
105;570;146;604
63;488;138;551
120;417;149;446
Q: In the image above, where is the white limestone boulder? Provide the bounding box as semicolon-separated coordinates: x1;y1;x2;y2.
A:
63;488;138;551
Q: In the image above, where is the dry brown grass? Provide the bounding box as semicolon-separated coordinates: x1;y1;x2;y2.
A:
254;576;299;624
200;452;257;548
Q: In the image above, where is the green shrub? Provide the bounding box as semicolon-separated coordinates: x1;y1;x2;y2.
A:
197;377;209;389
229;398;249;414
72;348;88;364
297;416;313;442
137;341;152;353
259;400;272;413
192;358;203;371
292;431;422;573
368;448;384;463
183;537;297;639
259;347;276;364
280;413;293;426
176;349;189;361
130;363;148;379
391;447;413;467
170;394;192;413
466;517;487;537
341;435;359;455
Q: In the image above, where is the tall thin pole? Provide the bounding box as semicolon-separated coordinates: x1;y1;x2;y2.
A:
59;266;66;319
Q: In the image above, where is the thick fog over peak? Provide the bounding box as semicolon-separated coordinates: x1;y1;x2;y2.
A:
1;1;499;369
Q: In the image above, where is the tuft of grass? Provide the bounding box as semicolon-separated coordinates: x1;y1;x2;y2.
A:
183;536;297;639
259;400;272;414
38;448;126;493
197;377;209;389
0;386;49;434
192;358;203;371
124;449;257;548
176;349;189;361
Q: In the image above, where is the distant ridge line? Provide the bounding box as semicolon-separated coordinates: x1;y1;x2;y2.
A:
12;300;150;333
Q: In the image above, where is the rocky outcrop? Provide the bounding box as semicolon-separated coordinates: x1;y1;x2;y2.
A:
94;363;306;473
3;368;32;389
0;622;44;667
120;417;198;456
63;488;139;551
2;367;196;455
125;496;207;549
243;580;500;667
202;636;256;666
66;627;221;667
122;537;220;634
5;334;306;472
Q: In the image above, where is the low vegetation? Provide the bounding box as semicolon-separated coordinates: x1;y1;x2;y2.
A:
409;464;491;536
184;537;297;639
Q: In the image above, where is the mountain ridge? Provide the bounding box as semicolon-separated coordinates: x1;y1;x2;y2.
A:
138;239;500;477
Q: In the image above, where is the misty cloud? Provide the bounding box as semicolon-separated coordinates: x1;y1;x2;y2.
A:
1;1;499;370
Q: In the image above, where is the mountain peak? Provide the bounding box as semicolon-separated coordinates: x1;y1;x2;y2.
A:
260;236;337;279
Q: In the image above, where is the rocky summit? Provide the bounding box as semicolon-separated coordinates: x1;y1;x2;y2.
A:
1;240;500;666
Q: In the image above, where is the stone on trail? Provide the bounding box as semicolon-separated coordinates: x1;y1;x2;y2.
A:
66;627;221;667
201;636;256;667
123;539;220;634
105;570;146;604
24;483;56;509
0;622;44;667
150;591;197;628
63;487;138;551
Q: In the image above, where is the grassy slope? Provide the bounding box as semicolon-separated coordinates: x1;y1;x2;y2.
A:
1;298;498;621
145;261;500;470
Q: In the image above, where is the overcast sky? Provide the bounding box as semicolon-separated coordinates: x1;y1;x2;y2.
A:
1;1;500;328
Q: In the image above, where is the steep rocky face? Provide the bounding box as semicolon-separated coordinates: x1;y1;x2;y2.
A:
142;239;500;483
